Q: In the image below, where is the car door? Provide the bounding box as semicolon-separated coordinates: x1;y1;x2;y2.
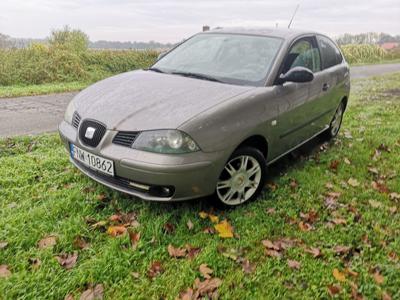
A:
272;36;323;152
316;35;350;126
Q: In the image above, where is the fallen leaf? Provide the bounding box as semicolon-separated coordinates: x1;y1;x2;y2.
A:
304;247;322;258
129;231;140;249
332;218;347;225
345;268;358;278
266;208;276;214
262;239;280;251
329;160;340;172
186;219;194;230
388;251;398;261
199;211;208;219
131;272;140;279
298;221;313;231
389;206;397;214
208;214;219;223
333;268;346;282
202;226;215;234
214;220;234;238
107;226;127;237
80;284;104;300
73;236;90;250
325;182;334;189
242;259;255;274
167;244;187;258
287;259;301;270
327;284;341;296
344;157;351;165
178;288;194;300
371;181;390;193
55;252;78;270
368;167;379;175
373;271;384;284
29;258;41;270
199;263;213;279
38;235;57;249
0;241;8;249
0;265;11;278
382;291;392;300
65;293;74;300
333;245;351;255
369;199;383;208
300;210;318;224
265;249;282;258
348;178;360;187
109;214;122;222
185;244;201;259
163;223;175;234
289;179;298;192
193;277;222;299
147;261;164;279
389;192;400;201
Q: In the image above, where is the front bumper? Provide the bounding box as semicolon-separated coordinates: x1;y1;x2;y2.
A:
59;120;229;201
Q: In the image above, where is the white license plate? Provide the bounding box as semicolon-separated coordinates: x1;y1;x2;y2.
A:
70;144;114;176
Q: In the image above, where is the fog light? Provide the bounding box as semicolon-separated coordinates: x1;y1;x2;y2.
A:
149;186;174;197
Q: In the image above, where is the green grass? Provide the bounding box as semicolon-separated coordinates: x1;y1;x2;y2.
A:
1;73;400;299
0;81;90;98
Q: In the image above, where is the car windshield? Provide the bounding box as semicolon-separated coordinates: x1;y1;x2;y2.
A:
151;33;283;86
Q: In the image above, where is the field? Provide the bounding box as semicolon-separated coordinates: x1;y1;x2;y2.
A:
0;73;399;299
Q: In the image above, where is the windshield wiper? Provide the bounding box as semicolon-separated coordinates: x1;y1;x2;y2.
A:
171;71;223;83
146;67;167;73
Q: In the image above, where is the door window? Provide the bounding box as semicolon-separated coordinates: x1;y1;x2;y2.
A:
317;36;343;69
282;38;321;74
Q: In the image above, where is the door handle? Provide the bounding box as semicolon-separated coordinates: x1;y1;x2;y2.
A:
322;83;330;91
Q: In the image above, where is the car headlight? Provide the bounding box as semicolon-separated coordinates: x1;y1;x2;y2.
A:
64;100;76;124
132;130;200;154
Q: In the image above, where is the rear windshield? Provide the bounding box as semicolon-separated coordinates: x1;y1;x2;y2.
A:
152;33;283;86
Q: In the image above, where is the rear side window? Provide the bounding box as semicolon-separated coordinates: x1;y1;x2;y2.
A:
317;36;343;69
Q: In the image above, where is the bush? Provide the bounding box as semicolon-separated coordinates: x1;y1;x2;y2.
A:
0;46;158;86
340;44;387;64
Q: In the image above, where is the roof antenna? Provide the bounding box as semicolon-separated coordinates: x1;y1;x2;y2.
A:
288;4;300;28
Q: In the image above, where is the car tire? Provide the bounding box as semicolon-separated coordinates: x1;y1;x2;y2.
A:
213;147;267;207
325;101;345;139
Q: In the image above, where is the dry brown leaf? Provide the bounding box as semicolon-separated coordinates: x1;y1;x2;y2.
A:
333;268;346;282
266;208;276;214
147;261;164;279
262;239;280;251
29;258;41;270
333;245;351;254
214;220;234;238
199;263;213;279
332;218;347;225
265;249;282;258
202;226;215;234
129;231;140;249
193;277;222;298
107;226;127;237
389;192;400;201
208;214;219;223
300;210;319;224
242;259;255;274
368;167;379;175
348;178;360;187
289;179;298;192
55;252;78;270
382;291;392;300
327;284;341;296
163;223;176;234
178;288;194;300
371;181;390;194
38;235;57;249
345;268;358;278
186;219;194;230
109;214;122;222
131;272;140;279
373;271;384;284
0;265;11;278
287;259;301;270
185;244;201;259
344;157;351;165
304;247;322;258
64;293;74;300
369;199;383;208
80;284;104;300
329;160;340;171
73;236;90;250
167;244;187;258
298;221;313;231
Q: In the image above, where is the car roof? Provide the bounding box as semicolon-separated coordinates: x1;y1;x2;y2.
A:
203;27;318;40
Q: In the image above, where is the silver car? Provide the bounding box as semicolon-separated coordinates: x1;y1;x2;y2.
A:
59;27;350;206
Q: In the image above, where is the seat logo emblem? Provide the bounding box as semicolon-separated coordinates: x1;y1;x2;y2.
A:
85;127;96;139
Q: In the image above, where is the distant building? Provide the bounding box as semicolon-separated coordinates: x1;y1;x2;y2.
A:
380;42;399;50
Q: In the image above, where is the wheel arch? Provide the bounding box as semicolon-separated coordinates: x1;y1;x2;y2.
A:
235;135;269;160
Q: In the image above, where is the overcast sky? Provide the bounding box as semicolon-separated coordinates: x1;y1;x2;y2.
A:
1;0;399;43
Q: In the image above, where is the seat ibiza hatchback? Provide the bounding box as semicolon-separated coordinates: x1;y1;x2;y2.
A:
59;27;350;206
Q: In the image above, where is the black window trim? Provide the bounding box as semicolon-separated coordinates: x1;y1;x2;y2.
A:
273;34;322;85
316;34;344;70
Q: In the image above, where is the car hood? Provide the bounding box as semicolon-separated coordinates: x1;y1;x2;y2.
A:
74;70;253;131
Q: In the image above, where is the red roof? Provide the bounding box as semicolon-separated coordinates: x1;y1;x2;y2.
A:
380;42;398;50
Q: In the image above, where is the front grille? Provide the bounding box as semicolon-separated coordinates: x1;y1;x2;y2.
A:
113;131;139;147
79;120;107;148
72;112;81;129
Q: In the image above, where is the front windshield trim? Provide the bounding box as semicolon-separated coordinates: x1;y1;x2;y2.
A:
151;33;284;87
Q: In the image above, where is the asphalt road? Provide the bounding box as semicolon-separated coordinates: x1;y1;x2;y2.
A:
1;63;400;138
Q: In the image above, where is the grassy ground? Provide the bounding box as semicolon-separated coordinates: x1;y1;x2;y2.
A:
0;73;399;299
0;81;90;98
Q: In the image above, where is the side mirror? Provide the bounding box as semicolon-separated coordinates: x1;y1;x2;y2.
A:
157;51;167;61
278;67;314;84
